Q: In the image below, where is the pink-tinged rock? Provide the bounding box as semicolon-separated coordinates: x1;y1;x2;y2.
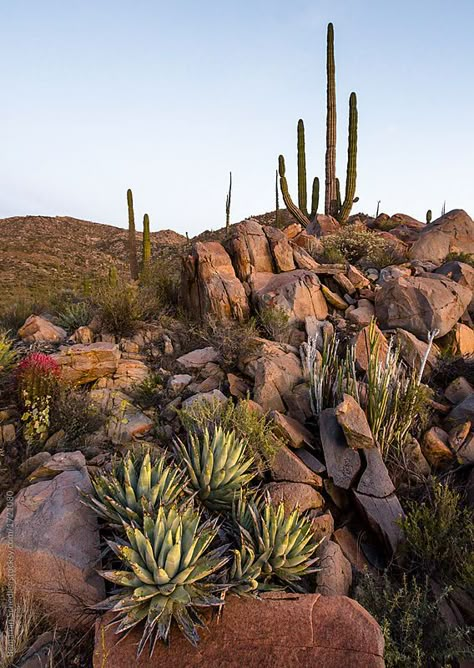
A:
352;323;389;373
375;274;472;340
264;481;325;513
251;269;328;326
177;346;220;370
53;342;121;385
409;209;474;264
307;213;341;237
0;453;103;630
181;241;250;321
270;445;323;487
316;540;352;597
18;315;67;344
93;593;385;668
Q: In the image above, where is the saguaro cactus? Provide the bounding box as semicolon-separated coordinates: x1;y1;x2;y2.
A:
325;22;337;217
226;172;232;232
297;119;308;217
310;177;320;218
275;169;280;226
127;188;139;280
142;213;151;268
339;92;358;223
426;209;432;224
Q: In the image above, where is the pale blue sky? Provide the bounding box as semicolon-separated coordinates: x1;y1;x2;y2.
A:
1;1;473;235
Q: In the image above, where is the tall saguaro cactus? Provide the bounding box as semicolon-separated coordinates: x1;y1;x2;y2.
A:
325;22;337;217
127;188;139;280
275;169;280;226
297;119;308;217
339;92;358;223
311;177;320;218
225;172;232;232
142;213;151;268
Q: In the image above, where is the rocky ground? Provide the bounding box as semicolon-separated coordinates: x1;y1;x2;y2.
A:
0;207;473;667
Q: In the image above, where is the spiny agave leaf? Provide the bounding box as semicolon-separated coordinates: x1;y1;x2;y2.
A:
99;570;143;587
128;561;156;585
123;478;138;512
173;605;201;647
115;603;149;634
170;585;192;605
157;527;174;569
132;585;160;601
137;451;152;499
118;544;146;570
154;567;171;585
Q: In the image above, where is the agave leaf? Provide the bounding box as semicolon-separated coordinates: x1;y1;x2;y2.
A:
173;605;201;647
164;542;182;580
129;561;156;585
157;528;174;569
99;570;142;587
132;585;160;601
115;603;149;634
137;451;152;499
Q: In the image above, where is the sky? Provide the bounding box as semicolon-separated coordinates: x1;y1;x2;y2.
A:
1;0;473;236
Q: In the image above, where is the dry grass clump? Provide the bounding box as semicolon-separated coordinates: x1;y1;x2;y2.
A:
320;223;405;268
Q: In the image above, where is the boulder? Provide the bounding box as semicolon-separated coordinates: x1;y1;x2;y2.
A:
409;209;474;264
270;411;315;449
333;527;372;573
452;323;474;355
270;445;323;487
0;452;103;629
177;347;220;370
354;491;405;554
93;593;385;668
168;374;193;395
396;328;439;380
445;377;474;404
316;540;352;597
241;340;304;413
264;482;324;513
335;394;375;449
352;323;389;373
225;218;275;280
182;389;228;411
250;270;328;327
319;408;361;489
307;214;341;237
53;342;121;385
70;325;94;344
375;274;472;340
110;359;149;390
346;300;375;327
310;510;334;542
90;389;153;444
435;260;474;314
421;426;454;468
263;225;295;272
181;241;249;321
321;285;347;310
446;394;474;427
18;315;67;344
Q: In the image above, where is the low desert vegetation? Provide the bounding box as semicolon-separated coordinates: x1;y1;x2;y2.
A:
319;223;405;268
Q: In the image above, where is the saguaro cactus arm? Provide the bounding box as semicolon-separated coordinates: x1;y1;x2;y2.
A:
278;155;310;228
297;119;308;217
142;213;151;267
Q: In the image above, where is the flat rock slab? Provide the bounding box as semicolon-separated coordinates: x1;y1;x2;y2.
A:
319;408;361;489
357;448;395;498
335;394;375;449
93;593;385;668
177;347;220;370
354;491;405;554
53;342;121;385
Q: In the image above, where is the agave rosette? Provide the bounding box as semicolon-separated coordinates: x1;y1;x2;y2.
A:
99;505;229;654
231;492;321;591
85;449;187;525
174;426;255;512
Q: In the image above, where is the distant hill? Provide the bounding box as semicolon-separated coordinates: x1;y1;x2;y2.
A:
0;215;188;306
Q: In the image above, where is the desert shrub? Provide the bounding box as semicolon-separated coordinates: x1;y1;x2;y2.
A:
93;277;144;338
55;301;93;332
445;251;474;268
320;223;404;268
50;389;104;449
0;331;16;380
139;257;181;316
257;304;291;343
0;299;42;333
400;482;474;593
130;372;164;409
355;571;472;668
198;316;259;370
177;397;283;473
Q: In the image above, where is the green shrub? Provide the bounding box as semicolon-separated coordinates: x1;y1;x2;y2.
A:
93;278;144;338
320;223;405;268
139;257;181;316
0;331;16;380
131;372;164;409
198;316;259;370
50;389;104;449
445;251;474;268
257;305;291;343
55;301;93;332
0;299;42;333
177;397;284;473
400;482;474;593
355;571;473;668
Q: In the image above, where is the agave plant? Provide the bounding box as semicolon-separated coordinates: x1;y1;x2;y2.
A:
84;449;187;525
98;505;229;653
174;427;255;512
231;492;321;591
